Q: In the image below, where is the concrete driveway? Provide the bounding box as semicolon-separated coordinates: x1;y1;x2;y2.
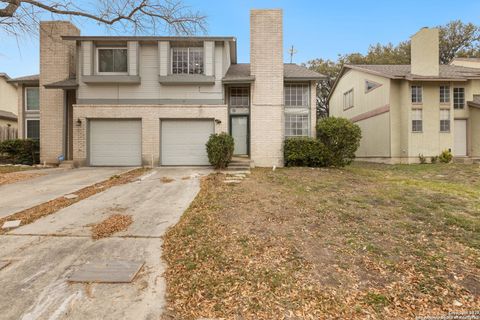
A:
0;167;129;218
0;168;211;320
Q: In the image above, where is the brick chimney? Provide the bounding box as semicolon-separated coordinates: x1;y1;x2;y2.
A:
39;21;79;164
411;27;439;76
250;9;284;167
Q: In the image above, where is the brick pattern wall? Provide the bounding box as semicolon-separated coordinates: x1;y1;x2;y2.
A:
250;9;284;167
73;104;228;166
39;21;79;164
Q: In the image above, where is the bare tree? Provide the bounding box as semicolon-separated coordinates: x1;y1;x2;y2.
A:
0;0;207;36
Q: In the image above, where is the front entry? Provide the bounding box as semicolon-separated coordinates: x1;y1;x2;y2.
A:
231;116;248;155
454;119;467;156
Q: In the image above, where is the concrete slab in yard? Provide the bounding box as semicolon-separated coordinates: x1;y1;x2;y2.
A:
68;260;144;283
2;220;21;229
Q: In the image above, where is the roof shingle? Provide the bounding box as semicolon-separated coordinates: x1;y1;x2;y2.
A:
223;63;326;83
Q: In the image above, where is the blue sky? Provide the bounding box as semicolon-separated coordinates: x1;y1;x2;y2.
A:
1;0;480;77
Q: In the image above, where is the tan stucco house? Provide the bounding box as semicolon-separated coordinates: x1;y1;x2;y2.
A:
9;9;324;167
0;73;18;129
329;28;480;164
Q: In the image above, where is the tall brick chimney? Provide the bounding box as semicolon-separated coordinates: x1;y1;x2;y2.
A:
250;9;284;167
411;27;439;76
39;21;79;164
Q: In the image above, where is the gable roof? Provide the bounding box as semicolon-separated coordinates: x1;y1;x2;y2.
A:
346;64;480;81
223;63;326;83
329;64;480;102
8;74;39;84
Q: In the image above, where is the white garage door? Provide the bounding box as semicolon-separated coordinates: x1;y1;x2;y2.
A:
89;120;142;166
161;120;214;165
454;119;467;156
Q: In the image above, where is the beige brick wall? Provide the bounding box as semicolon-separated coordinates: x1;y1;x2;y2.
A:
39;21;79;164
250;9;284;167
72;104;228;166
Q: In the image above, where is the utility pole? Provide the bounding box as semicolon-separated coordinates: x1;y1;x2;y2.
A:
288;45;297;63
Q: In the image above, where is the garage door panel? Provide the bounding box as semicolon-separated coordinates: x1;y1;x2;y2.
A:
161;120;213;165
89;120;142;166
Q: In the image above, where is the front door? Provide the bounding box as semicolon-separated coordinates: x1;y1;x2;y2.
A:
231;116;248;155
454;119;467;156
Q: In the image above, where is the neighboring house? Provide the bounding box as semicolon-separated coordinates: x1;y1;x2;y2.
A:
329;28;480;164
7;74;40;141
0;73;18;129
9;9;325;167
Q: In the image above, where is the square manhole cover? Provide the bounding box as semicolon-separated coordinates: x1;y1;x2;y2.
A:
68;260;144;283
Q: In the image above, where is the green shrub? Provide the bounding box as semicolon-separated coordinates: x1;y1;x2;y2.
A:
438;149;453;163
206;133;234;169
284;137;327;167
0;139;39;165
430;156;438;164
418;154;427;164
316;117;362;167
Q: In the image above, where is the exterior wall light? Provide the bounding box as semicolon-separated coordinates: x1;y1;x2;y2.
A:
215;119;222;124
76;118;82;126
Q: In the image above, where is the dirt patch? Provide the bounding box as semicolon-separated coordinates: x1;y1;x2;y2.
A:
91;214;133;239
160;177;175;183
162;164;480;320
0;170;45;186
0;168;148;234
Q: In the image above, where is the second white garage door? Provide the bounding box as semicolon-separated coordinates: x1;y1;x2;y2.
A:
89;120;142;166
161;120;214;165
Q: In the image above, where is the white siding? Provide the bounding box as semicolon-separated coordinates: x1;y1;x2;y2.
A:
204;41;215;76
81;41;93;76
158;41;170;76
127;41;138;76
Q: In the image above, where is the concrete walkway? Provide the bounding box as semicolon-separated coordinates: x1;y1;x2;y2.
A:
0;167;128;219
0;168;211;320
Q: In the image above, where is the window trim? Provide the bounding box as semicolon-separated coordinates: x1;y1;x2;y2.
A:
96;47;128;75
284;83;310;108
439;85;451;104
411;85;423;104
411;108;423;133
229;87;250;108
439;108;451;133
365;80;382;93
343;88;354;110
25;118;40;140
24;87;40;112
284;112;310;137
170;47;205;75
453;87;465;109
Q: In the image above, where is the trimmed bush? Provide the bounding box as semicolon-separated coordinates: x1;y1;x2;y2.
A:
0;139;39;165
284;137;327;167
316;117;361;166
438;149;453;163
206;133;234;169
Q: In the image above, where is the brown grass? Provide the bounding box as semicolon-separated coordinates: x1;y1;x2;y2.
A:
91;214;133;239
160;177;175;183
162;163;480;320
0;166;44;185
0;168;148;234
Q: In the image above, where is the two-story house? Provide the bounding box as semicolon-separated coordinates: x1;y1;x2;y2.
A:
0;73;19;129
329;28;480;163
10;9;324;167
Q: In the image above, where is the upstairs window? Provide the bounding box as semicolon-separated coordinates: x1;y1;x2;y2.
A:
440;109;450;132
343;88;354;110
229;87;249;107
453;87;465;109
285;84;309;107
440;85;450;103
97;48;128;73
25;87;39;111
365;80;381;93
411;85;422;103
172;47;204;74
412;109;423;132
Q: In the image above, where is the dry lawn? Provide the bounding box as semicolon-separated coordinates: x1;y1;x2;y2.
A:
162;163;480;319
0;166;43;185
